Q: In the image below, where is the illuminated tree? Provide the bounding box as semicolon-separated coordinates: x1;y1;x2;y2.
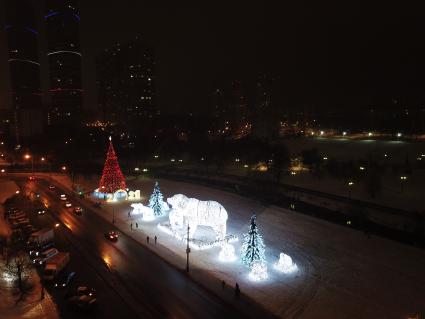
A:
99;137;126;193
241;213;265;267
148;181;166;216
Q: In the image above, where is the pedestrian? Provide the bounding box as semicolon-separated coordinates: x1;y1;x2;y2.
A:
130;223;133;230
154;235;157;244
147;236;150;244
128;211;130;219
136;222;138;229
221;280;226;289
235;283;240;298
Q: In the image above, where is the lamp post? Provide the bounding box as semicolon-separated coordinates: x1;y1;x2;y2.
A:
400;175;407;193
24;154;34;175
348;181;354;199
186;224;190;273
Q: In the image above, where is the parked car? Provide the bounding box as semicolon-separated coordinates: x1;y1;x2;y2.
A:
73;207;83;215
54;271;76;288
67;294;97;311
49;185;55;190
29;241;54;257
60;194;67;201
65;201;72;208
32;248;59;266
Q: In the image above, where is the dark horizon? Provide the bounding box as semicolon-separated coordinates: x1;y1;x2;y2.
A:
1;2;425;115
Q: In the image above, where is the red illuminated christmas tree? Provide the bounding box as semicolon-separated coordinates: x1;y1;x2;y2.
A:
99;137;127;193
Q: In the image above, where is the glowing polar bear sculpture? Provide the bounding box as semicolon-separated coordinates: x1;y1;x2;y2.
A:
167;194;228;240
131;203;155;221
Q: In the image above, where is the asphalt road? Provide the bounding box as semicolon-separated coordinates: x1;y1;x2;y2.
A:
17;177;274;319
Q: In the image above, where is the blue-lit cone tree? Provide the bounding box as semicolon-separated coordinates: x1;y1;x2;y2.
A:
99;137;127;194
241;213;266;267
148;181;165;216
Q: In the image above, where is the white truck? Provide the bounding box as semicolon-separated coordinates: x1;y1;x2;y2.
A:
28;228;54;249
44;252;70;281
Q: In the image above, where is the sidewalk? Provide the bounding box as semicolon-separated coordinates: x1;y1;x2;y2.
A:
0;258;59;319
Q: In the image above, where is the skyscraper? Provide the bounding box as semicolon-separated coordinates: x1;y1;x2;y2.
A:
96;36;156;130
4;0;43;145
45;0;82;129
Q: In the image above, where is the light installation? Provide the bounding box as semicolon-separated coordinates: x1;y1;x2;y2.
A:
241;214;266;267
148;181;168;216
218;243;237;262
249;261;268;281
131;203;155;221
167;194;228;240
8;59;40;66
47;50;82;57
274;253;298;274
98;137;126;194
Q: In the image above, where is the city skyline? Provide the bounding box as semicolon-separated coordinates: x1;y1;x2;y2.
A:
1;2;425;116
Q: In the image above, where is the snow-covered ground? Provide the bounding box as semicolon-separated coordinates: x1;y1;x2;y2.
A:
53;175;425;319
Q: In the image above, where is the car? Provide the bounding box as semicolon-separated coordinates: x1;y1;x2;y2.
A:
105;231;118;241
36;208;46;215
60;194;67;201
54;271;76;288
29;242;54;257
32;248;59;266
49;185;55;190
67;294;97;311
65;201;72;208
77;286;96;297
28;176;36;181
73;207;83;215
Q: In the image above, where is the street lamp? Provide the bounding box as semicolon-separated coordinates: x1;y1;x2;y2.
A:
186;224;190;273
348;181;354;199
24;154;34;175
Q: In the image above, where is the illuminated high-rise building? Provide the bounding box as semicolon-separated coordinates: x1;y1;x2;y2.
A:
96;36;156;129
4;0;43;145
45;0;82;129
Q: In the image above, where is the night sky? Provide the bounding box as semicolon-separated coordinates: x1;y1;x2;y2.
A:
1;2;424;114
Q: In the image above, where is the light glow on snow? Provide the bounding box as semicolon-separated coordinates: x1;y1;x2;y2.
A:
218;243;237;262
274;253;298;274
249;261;268;281
167;194;228;240
157;223;237;250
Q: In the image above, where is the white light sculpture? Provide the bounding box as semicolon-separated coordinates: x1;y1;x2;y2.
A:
167;194;228;240
218;243;236;262
249;261;268;281
131;203;155;221
274;253;298;274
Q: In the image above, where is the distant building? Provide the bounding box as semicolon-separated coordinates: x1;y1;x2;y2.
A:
4;0;43;145
45;0;83;129
229;80;247;132
96;37;156;129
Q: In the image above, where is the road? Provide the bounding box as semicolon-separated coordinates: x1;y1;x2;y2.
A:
17;177;274;319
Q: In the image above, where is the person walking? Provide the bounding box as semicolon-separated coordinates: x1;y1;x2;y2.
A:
136;222;138;229
154;235;157;244
130;223;133;230
221;280;226;289
147;236;150;244
235;283;240;298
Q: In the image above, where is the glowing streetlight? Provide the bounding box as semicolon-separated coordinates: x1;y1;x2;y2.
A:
41;157;45;161
61;166;67;171
348;181;354;199
342;131;347;136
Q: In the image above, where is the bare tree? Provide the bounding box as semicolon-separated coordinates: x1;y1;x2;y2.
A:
3;251;33;293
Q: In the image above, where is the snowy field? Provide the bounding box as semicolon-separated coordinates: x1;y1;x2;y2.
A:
283;137;425;163
76;177;425;319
